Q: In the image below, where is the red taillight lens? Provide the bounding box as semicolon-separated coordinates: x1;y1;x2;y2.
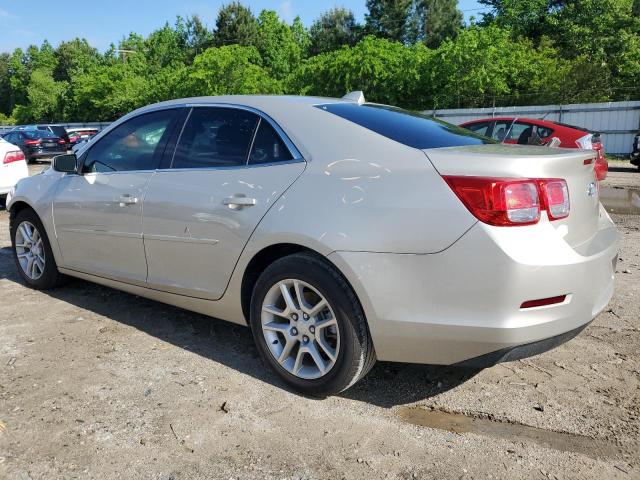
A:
443;177;540;226
3;150;25;164
444;176;570;226
594;156;608;181
23;139;39;146
539;179;570;220
58;139;65;145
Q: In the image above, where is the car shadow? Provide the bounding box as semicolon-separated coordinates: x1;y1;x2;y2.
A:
608;164;638;173
0;250;479;407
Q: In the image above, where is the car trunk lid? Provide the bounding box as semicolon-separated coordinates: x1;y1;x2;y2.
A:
423;144;600;249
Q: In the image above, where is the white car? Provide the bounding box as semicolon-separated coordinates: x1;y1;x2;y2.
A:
0;137;29;202
6;94;618;395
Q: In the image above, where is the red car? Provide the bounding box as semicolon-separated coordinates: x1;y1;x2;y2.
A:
460;117;608;180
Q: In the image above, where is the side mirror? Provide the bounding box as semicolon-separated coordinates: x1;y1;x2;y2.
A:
52;154;78;173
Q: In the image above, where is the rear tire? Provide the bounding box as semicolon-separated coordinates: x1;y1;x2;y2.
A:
10;208;66;289
249;252;376;396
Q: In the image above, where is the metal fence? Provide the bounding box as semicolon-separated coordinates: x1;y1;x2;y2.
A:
426;100;640;155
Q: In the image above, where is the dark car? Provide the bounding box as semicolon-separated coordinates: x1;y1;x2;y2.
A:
2;130;67;163
35;125;71;149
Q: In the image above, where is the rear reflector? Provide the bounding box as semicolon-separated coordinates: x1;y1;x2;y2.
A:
520;295;567;309
3;150;25;164
444;176;570;226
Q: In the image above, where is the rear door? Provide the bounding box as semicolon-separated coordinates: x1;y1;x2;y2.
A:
142;106;305;300
52;109;177;283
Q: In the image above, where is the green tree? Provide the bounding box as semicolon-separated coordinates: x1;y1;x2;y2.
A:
415;0;463;48
213;2;259;47
175;45;281;97
0;53;12;115
424;25;570;108
309;8;361;55
177;15;215;61
256;10;304;80
365;0;414;43
13;68;66;123
53;38;101;82
290;36;431;108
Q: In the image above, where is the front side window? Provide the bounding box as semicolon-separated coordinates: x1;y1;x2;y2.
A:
83;110;175;173
172;107;259;169
249;121;293;165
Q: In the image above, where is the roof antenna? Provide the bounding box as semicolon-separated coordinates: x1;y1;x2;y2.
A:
342;91;365;105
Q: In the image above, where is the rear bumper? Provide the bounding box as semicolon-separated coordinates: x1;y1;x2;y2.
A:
328;205;618;365
29;150;66;159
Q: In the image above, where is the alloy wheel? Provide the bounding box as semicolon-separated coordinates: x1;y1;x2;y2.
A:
15;221;46;280
261;279;340;380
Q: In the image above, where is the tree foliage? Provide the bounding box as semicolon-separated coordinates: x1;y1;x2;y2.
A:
0;1;638;124
309;8;361;56
213;2;259;47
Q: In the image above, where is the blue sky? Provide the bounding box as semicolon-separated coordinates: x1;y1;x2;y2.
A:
0;0;487;53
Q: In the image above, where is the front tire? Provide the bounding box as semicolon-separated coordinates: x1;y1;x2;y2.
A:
11;208;65;289
249;252;376;396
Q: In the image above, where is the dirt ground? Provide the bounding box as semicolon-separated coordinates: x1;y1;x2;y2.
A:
0;161;638;480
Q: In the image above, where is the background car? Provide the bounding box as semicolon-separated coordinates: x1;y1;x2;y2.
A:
0;136;29;205
2;129;67;163
460;117;608;180
67;128;99;147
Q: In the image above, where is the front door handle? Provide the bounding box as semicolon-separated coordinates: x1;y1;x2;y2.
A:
223;196;257;209
119;194;138;207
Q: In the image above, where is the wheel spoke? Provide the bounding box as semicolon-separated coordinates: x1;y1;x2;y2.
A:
308;298;328;317
293;348;305;375
35;257;45;274
316;336;337;362
279;282;298;313
262;321;290;334
263;304;286;318
277;338;296;364
26;257;35;278
307;343;327;374
17;252;29;259
315;316;337;331
19;224;32;243
293;280;306;311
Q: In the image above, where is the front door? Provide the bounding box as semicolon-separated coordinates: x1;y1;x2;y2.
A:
52;109;177;283
143;106;305;300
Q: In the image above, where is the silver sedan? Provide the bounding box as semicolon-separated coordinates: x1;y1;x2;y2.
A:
6;94;618;395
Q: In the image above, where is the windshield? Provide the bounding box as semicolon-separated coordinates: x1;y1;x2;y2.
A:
24;130;55;139
317;103;495;149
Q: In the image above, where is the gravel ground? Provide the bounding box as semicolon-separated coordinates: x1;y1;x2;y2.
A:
0;160;638;480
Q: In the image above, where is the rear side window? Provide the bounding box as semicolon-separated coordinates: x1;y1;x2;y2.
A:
49;126;68;137
317;103;494;149
172;107;259;169
249;120;293;165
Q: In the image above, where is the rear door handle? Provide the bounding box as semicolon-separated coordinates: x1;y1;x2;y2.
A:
223;196;257;209
119;194;138;207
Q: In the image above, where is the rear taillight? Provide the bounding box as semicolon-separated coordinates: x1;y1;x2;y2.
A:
23;139;40;146
58;139;65;145
594;156;608;181
444;176;570;226
539;179;570;220
3;150;25;164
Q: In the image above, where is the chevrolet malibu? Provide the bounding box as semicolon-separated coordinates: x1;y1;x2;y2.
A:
7;94;618;396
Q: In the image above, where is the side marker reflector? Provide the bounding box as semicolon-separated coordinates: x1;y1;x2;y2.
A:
520;295;567;309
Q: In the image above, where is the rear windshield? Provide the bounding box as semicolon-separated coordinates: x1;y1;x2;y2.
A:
24;130;54;139
317;103;495;149
49;126;68;136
